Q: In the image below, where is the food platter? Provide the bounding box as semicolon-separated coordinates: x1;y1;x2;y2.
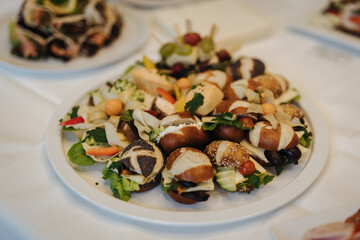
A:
46;73;329;226
0;6;148;73
270;202;360;240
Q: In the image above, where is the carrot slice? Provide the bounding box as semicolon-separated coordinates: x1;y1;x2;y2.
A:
350;16;360;25
176;185;188;194
86;146;119;156
120;169;132;176
156;87;176;104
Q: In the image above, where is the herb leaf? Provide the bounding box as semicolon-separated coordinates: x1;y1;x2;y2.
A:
185;93;204;115
202;112;253;131
120;109;134;122
70;106;79;119
67;139;95;166
86;127;108;143
236;172;274;193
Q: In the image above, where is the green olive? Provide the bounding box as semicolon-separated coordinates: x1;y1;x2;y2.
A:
175;43;192;56
159;42;175;59
201;36;215;53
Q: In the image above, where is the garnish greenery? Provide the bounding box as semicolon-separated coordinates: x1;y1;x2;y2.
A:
202;112;253;131
120;109;134;122
67;138;95;166
237;171;274;193
161;179;187;195
85;127;108;144
102;162;140;201
149;126;165;142
294;126;313;148
8;22;20;46
60;105;80;131
185;93;204;115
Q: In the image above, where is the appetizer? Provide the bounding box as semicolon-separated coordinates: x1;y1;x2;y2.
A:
205;140;273;193
313;0;360;37
102;139;164;201
60;23;313;204
161;147;214;204
9;0;122;61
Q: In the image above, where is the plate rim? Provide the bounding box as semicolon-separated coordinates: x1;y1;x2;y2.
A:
45;78;329;227
290;23;360;55
269;201;360;240
0;5;149;74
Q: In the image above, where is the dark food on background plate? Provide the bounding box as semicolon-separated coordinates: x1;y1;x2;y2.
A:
9;0;122;61
302;208;360;240
59;23;312;204
316;0;360;36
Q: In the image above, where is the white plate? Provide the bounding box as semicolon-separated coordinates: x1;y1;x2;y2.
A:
291;22;360;54
0;6;148;73
270;202;360;240
46;79;329;226
118;0;190;8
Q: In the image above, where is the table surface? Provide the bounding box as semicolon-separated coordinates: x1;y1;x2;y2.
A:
1;0;360;239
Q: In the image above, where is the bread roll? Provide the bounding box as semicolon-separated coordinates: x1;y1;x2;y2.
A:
131;67;174;96
185;82;224;116
214;100;250;115
166;147;214;183
158;123;210;155
223;73;288;100
204;140;249;168
249;73;288;98
191;70;232;90
248;121;299;151
120;139;164;191
227;57;265;81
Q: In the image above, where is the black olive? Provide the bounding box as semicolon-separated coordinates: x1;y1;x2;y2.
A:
281;147;302;165
264;150;285;167
178;181;197;188
300;118;305;124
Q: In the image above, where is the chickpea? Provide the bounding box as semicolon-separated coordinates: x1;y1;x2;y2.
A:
105;99;123;116
177;77;192;89
261;103;276;115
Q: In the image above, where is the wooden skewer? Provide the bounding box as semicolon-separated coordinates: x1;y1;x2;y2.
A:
174;23;182;39
185;19;192;33
151;33;163;44
209;24;218;39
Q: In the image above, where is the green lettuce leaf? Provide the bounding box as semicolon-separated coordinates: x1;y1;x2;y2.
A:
67;139;95;166
237;172;274;193
102;164;139;201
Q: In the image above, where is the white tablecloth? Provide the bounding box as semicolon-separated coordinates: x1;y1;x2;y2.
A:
1;0;360;239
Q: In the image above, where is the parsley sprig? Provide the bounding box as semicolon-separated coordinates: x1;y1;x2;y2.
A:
237;171;274;193
294;126;312;148
202;112;253;131
185;93;204;115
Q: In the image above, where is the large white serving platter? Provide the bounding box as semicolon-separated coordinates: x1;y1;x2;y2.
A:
0;6;148;73
46;77;329;226
270;202;360;240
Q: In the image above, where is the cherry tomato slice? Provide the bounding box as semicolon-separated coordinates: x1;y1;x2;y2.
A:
145;110;158;117
238;160;256;176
